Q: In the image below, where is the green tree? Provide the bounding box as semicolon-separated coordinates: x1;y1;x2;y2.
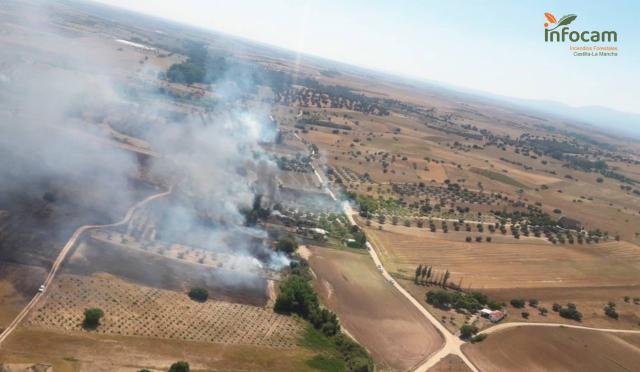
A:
188;287;208;302
415;264;423;284
83;308;104;329
169;361;190;372
442;270;451;288
276;234;298;254
510;298;526;308
459;324;478;339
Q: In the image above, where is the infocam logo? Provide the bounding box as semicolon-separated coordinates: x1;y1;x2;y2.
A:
544;12;617;42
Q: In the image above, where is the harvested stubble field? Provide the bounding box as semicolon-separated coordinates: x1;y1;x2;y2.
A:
365;227;640;289
27;274;301;348
366;225;640;328
463;326;640;372
307;246;443;371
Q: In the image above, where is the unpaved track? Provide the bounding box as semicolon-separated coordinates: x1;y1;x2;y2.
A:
480;321;640;336
0;187;172;346
300;140;640;371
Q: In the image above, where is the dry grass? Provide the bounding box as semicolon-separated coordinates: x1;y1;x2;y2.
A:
0;327;315;372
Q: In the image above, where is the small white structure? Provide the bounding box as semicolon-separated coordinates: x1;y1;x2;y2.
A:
480;308;506;323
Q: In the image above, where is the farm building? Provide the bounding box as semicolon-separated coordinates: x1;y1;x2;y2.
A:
480;308;506;323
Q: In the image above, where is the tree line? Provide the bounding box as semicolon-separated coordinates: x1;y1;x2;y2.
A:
275;260;373;372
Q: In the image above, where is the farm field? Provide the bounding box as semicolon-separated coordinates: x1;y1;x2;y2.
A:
26;273;301;347
66;239;268;306
427;354;472;372
0;327;315;372
365;226;640;328
365;226;640;289
463;326;640;372
307;245;443;371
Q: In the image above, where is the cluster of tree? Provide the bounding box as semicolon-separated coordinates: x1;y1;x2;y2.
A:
188;287;208;302
275;261;373;371
459;324;487;343
426;289;502;313
552;302;583;321
414;264;450;287
346;226;367;249
563;156;608;172
82;307;104;329
604;302;619;319
243;195;271;226
168;361;190;372
276;234;299;254
275;261;339;336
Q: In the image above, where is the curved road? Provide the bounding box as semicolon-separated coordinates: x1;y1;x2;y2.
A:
0;187;172;346
480;321;640;336
307;155;640;372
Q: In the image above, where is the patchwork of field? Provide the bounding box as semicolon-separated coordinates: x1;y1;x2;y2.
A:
27;274;301;347
307;246;443;371
365;227;640;289
463;326;640;372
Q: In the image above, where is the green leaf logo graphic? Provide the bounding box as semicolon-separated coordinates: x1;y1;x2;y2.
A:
549;14;577;30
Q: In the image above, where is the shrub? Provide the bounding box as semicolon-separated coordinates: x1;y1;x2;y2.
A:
460;324;479;339
188;287;208;302
529;299;539;308
169;361;190;372
83;308;104;329
521;311;530;319
552;303;561;312
487;300;503;311
604;302;619;319
510;298;526;308
276;234;298;254
558;305;582;321
539;307;549;316
471;333;487;343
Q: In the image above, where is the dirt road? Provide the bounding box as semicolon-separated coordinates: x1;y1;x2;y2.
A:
480;321;640;336
307;159;477;371
0;187;172;346
302;142;640;371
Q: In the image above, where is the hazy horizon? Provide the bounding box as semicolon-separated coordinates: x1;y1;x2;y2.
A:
93;0;639;117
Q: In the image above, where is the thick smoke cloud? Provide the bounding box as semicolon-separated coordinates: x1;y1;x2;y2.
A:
0;1;287;292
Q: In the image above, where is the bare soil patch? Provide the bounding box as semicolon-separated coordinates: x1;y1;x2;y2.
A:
308;246;443;371
463;326;640;372
427;354;472;372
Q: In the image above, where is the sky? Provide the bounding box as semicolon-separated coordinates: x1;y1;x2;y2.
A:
95;0;639;114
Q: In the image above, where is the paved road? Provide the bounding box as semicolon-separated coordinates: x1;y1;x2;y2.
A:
0;187;172;346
